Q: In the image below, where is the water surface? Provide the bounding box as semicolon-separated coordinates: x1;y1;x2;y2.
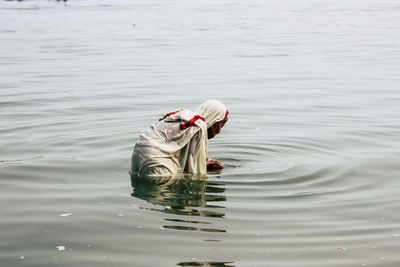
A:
1;0;400;266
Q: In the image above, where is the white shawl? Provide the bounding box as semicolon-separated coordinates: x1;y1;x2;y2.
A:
130;99;228;178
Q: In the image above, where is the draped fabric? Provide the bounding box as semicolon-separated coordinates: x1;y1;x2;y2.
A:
195;99;228;128
130;100;228;178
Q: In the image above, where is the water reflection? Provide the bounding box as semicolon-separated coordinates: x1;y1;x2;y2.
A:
177;261;235;267
131;175;227;232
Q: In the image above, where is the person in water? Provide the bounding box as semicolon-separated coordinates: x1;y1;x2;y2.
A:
130;99;229;178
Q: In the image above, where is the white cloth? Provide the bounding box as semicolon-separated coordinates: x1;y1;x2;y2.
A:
195;99;228;128
130;99;228;178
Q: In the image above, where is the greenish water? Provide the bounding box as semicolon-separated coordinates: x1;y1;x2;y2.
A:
1;0;400;266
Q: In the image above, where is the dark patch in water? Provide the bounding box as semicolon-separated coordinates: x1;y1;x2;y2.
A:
177;261;235;267
0;156;42;166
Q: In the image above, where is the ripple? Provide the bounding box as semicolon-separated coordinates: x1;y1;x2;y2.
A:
1;6;41;11
0;156;43;166
164;218;212;225
177;261;235;267
162;225;226;233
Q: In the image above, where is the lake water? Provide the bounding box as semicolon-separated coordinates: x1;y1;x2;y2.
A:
1;0;400;266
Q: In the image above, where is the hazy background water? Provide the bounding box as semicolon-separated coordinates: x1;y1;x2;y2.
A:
1;0;400;266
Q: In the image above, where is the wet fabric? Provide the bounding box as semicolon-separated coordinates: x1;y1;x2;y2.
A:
130;100;228;178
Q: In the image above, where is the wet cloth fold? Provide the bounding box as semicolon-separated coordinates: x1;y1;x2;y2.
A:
130;100;228;178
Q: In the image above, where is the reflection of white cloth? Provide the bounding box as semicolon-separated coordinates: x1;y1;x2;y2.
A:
130;100;228;178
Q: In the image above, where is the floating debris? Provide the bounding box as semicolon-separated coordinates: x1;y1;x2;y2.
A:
59;213;72;217
336;248;345;251
56;246;65;251
20;256;24;259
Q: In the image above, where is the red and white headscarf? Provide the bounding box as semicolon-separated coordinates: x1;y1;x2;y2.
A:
131;99;229;177
195;99;229;128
